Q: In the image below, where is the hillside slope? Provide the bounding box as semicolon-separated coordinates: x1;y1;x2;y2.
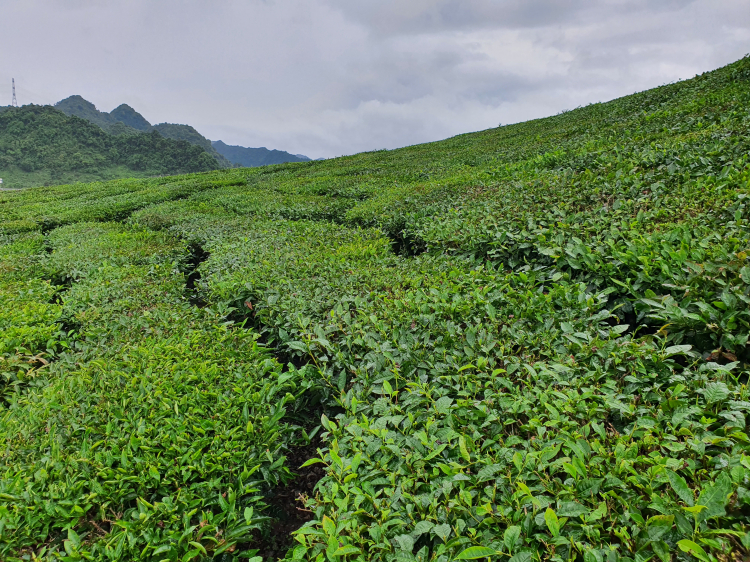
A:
1;56;749;561
213;139;311;167
0;105;219;188
109;103;152;132
152;123;234;168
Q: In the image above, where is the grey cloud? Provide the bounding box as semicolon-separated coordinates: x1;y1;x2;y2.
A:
321;0;700;36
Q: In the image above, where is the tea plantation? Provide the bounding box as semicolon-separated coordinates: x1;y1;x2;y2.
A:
1;56;749;562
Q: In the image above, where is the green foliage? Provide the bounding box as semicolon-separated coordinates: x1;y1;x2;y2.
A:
55;96;232;167
0;105;219;188
1;55;750;561
0;232;62;404
0;224;318;560
152;124;233;169
54;96;135;134
0;170;244;234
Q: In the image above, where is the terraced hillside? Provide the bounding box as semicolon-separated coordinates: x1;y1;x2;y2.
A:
1;56;749;562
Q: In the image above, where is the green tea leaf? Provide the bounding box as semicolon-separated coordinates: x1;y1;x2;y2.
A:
322;515;336;537
665;344;692;356
583;551;602;562
333;545;361;556
433;523;451;542
652;541;670;562
503;525;521;552
459;435;471;462
696;472;732;521
558;501;588;518
545;507;560;537
704;381;730;404
412;520;434;536
394;534;414;552
666;469;694;506
677;539;710;562
455;546;499;559
646;515;673;541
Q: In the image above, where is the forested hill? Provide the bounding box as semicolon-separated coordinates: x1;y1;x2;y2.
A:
0;105;219;188
54;95;137;134
55;95;312;168
212;139;311;167
151;123;233;168
109;103;152;131
54;96;232;168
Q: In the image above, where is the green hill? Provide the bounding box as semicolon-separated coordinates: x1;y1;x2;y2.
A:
0;105;219;188
1;56;749;561
55;96;232;168
110;103;152;132
53;95;309;169
55;95;139;135
213;139;311;167
152;123;233;168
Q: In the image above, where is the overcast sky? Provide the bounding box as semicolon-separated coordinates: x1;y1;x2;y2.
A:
2;1;748;159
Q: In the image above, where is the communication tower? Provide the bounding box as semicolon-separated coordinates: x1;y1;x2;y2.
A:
12;78;18;107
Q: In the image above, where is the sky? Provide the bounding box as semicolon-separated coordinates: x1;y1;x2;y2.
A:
1;1;749;159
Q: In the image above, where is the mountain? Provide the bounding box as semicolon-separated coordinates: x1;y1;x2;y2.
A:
0;105;219;188
55;95;138;135
110;103;152;132
53;95;309;170
212;139;311;167
54;96;231;168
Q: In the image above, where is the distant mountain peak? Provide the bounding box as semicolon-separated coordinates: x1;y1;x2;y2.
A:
212;140;311;168
110;104;151;132
55;95;132;133
56;95;97;112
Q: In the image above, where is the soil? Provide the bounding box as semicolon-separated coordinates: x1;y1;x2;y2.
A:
250;438;326;560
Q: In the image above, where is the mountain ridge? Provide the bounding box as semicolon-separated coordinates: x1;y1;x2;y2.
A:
55;96;232;168
0;104;219;188
211;140;311;168
54;95;312;168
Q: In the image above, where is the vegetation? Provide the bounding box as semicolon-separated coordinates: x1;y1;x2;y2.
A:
1;56;749;562
152;124;233;168
54;96;139;135
55;97;233;169
12;96;311;186
0;106;219;188
109;104;152;132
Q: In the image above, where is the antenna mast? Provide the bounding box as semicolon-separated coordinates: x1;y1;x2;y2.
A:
11;79;18;107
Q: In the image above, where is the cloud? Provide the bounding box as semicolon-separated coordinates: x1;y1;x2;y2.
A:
1;0;748;159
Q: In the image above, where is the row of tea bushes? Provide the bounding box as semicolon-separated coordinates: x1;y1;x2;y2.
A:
195;221;748;562
0;55;749;561
130;201;748;561
0;171;249;235
0;232;63;405
0;223;316;561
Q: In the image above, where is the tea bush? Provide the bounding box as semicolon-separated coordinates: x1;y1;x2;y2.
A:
0;56;749;561
0;225;317;560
